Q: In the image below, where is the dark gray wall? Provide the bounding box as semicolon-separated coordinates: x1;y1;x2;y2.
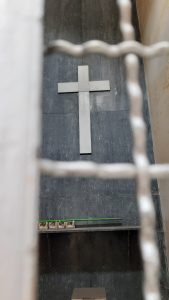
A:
39;1;169;300
39;231;142;300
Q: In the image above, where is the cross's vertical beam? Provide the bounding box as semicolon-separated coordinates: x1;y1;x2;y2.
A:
0;1;44;300
78;66;92;154
79;91;92;154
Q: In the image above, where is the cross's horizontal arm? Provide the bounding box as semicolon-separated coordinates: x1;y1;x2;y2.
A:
58;82;78;93
89;80;110;92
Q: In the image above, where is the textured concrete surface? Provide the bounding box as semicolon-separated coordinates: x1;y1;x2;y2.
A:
39;1;169;299
40;0;157;224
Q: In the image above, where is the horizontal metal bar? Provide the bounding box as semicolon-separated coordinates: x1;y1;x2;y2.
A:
89;80;110;91
39;226;140;234
44;39;169;58
39;217;122;223
39;159;136;178
58;82;78;93
149;164;169;178
39;159;169;180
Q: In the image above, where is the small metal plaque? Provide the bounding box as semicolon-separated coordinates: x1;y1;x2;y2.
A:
72;288;106;300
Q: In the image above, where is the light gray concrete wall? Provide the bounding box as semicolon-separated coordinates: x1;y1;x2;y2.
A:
137;0;169;267
0;1;44;300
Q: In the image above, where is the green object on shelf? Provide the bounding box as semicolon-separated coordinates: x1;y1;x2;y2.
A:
39;217;122;223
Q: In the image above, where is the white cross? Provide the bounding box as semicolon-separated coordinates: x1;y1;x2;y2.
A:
58;65;110;154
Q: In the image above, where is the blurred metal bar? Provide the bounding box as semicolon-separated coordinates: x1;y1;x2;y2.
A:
40;159;169;180
40;159;136;178
45;39;169;58
117;1;160;300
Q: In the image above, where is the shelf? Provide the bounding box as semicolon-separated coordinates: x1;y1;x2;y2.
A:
39;225;140;234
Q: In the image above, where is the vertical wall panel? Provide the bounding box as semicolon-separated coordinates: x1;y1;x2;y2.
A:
137;0;169;268
0;1;44;300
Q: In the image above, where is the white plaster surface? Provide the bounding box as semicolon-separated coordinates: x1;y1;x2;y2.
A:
0;1;44;300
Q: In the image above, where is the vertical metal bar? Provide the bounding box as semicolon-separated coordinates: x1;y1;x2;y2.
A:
79;92;92;154
78;65;90;91
0;1;44;300
78;65;91;154
117;1;160;300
